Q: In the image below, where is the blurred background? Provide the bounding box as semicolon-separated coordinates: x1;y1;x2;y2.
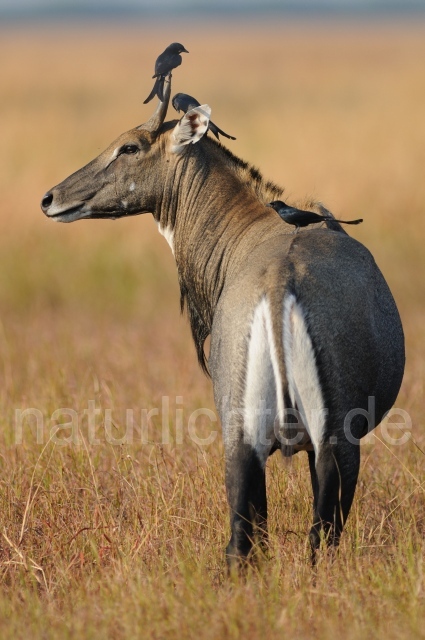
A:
0;3;425;635
0;0;424;437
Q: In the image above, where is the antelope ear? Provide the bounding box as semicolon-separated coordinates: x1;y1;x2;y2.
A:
171;105;211;153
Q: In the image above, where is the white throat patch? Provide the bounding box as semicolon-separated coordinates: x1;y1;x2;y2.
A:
156;222;175;255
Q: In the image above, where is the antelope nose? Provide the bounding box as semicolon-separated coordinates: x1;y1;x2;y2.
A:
41;191;53;212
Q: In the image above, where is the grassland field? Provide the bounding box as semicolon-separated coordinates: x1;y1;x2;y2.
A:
0;18;424;639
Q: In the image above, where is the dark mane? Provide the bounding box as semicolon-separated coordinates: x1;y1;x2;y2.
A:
205;137;285;205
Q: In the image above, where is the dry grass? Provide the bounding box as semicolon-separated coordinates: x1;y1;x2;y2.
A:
0;19;424;639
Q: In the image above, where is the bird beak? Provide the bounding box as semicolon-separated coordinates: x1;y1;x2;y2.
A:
183;48;189;53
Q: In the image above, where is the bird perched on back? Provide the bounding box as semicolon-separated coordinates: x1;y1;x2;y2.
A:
144;43;189;104
172;92;236;141
267;200;363;232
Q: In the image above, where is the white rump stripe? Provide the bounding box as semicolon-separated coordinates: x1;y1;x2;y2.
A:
283;294;325;453
243;297;284;463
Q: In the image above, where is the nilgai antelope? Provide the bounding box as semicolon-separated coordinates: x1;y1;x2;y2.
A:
41;77;405;565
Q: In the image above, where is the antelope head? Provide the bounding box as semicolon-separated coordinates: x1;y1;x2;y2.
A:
40;77;211;223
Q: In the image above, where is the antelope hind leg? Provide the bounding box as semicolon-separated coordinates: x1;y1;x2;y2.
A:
308;438;360;564
225;440;268;568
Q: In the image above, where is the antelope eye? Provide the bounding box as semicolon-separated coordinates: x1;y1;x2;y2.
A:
121;144;139;155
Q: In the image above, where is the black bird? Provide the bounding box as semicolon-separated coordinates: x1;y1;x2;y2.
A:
267;200;363;232
172;92;236;141
144;43;189;104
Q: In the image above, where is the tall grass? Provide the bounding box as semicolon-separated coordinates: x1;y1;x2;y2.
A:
0;20;424;639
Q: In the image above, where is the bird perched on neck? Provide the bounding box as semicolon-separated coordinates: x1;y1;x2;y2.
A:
172;92;236;141
267;200;363;232
144;43;189;104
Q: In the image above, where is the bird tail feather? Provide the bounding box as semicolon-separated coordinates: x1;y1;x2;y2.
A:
208;123;221;140
143;77;164;105
214;124;236;141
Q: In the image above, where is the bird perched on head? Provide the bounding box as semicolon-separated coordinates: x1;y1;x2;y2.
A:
172;92;236;141
267;200;363;232
143;43;189;104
